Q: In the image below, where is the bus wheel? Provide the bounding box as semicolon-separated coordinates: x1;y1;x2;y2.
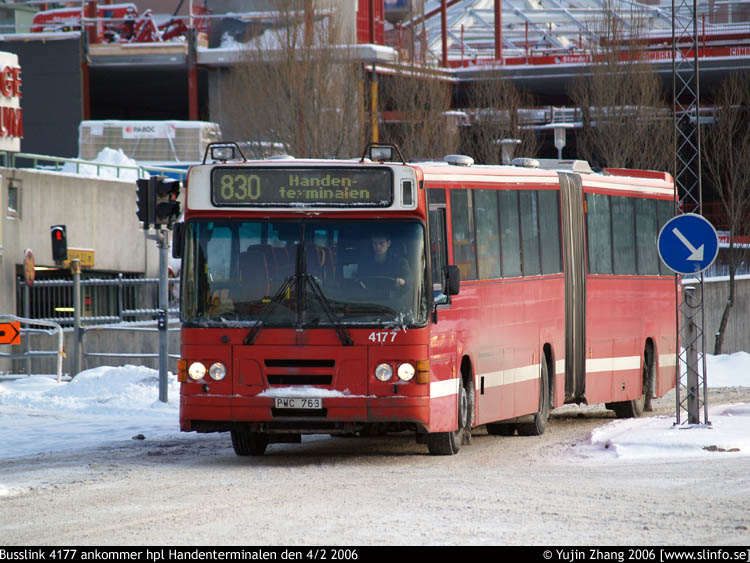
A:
486;423;516;436
609;350;650;419
517;356;550;436
231;429;269;456
427;378;469;455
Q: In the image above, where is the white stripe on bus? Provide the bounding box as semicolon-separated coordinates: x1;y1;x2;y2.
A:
583;180;674;196
432;355;657;398
423;173;559;184
478;364;540;390
586;356;641;373
430;377;460;399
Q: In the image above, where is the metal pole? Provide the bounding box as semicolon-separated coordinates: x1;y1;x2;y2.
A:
370;66;378;143
684;286;700;424
24;283;31;375
440;0;447;67
72;259;81;376
118;272;124;322
494;0;502;62
158;229;170;403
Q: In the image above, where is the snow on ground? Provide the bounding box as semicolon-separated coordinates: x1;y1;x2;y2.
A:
0;352;748;481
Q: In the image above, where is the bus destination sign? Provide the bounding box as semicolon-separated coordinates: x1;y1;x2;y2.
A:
211;167;393;207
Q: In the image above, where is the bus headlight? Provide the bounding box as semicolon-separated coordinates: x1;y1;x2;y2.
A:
188;362;206;381
397;363;416;382
209;362;227;381
375;363;393;382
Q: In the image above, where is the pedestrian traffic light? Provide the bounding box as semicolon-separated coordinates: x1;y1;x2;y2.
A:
50;225;67;263
152;176;181;228
136;178;151;229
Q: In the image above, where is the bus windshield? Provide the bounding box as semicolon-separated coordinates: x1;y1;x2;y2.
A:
181;220;428;328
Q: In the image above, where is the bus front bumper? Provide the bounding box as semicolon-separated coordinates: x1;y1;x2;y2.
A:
180;394;430;434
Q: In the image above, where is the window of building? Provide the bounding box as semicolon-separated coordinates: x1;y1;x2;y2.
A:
7;178;20;218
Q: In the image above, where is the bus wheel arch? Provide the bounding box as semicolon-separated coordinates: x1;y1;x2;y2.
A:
608;339;654;419
517;346;552;436
427;355;475;455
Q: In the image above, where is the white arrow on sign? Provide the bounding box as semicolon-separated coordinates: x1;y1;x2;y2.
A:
672;227;705;261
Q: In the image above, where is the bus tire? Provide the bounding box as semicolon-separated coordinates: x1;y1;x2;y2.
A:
427;378;469;455
231;429;269;456
517;355;550;436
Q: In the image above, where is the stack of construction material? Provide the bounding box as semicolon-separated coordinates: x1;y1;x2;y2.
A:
79;120;221;163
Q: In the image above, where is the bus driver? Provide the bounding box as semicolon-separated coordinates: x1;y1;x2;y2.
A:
357;232;410;288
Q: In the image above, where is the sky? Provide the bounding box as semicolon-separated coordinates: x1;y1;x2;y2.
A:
1;352;748;489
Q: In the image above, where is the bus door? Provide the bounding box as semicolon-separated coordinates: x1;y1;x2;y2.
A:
559;172;586;402
427;189;448;290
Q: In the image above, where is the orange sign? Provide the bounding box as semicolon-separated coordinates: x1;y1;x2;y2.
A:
0;321;20;345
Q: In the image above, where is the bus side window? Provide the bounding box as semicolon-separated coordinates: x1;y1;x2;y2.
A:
450;188;478;281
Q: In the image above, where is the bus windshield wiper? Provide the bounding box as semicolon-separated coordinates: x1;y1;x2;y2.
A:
243;275;295;345
303;274;353;346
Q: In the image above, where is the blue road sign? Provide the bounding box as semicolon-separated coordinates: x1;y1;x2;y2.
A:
657;213;719;275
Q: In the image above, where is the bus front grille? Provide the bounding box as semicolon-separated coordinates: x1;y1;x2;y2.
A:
267;375;333;385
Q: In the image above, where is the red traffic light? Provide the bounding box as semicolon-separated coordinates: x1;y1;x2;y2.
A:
50;225;67;263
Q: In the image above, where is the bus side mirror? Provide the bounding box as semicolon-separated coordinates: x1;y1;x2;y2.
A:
172;222;184;259
444;265;460;296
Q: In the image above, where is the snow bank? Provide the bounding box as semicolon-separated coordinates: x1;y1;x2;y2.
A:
58;147;144;180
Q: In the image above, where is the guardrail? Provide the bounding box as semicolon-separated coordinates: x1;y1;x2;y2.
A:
81;321;181;368
0;315;64;382
0;151;188;181
15;275;180;377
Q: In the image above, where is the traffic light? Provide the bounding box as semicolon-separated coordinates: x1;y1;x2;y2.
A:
152;176;181;227
50;225;67;263
135;176;181;230
136;178;152;229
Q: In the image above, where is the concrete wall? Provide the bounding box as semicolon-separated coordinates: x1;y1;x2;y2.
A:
1;167;162;373
701;276;750;355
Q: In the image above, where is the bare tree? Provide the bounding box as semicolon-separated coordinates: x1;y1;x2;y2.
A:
569;3;672;170
379;66;459;161
215;1;361;159
460;75;539;164
701;72;750;354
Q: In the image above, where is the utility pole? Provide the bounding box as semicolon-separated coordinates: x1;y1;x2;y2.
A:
672;0;709;425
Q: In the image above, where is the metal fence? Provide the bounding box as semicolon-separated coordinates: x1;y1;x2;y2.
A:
0;151;188;182
0;315;64;381
16;275;179;326
9;275;181;376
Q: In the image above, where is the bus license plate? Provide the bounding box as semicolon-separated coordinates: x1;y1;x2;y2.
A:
274;397;323;410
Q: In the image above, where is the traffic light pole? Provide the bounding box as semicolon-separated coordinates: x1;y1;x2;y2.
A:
71;259;81;376
138;175;182;403
157;229;170;403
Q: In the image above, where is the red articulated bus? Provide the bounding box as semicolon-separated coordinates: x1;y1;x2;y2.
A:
173;143;677;456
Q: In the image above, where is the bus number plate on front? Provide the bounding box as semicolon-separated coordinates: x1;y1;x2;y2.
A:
274;398;323;410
